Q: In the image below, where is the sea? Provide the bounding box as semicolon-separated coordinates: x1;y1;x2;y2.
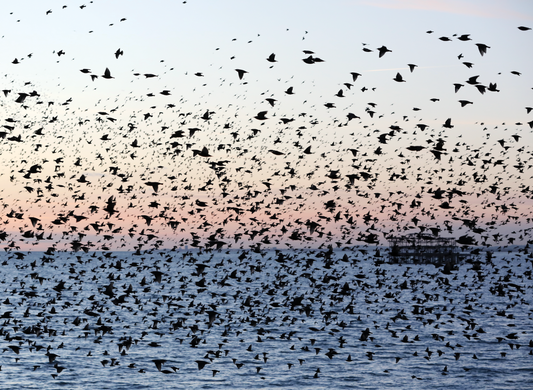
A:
0;248;531;389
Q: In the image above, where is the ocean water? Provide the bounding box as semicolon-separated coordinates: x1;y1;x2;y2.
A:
0;248;531;389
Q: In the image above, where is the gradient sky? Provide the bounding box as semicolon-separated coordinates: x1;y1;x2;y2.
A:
1;0;532;251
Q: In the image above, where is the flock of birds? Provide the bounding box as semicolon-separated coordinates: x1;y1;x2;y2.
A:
0;2;532;387
0;248;531;387
0;4;532;252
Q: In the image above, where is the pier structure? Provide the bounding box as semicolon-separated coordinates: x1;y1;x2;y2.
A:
387;233;460;264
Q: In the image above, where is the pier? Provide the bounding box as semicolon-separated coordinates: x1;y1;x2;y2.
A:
387;233;461;265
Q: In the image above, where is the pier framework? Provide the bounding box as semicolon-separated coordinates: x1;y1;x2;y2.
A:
387;233;460;264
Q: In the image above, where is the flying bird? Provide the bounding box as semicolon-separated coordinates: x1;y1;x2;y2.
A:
443;118;454;128
475;43;490;56
350;72;361;81
393;73;405;82
235;69;248;80
145;182;162;192
377;46;392;58
102;68;114;79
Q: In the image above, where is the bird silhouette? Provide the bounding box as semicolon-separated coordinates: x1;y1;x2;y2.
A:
102;68;114;79
476;43;490;56
377;45;392;57
266;53;277;62
235;69;248;80
393;73;405;82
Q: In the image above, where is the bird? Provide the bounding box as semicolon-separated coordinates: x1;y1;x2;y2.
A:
406;146;425;151
152;359;167;371
443;118;454;128
206;310;217;328
466;75;480;85
475;84;486;94
195;360;210;370
192;146;212;157
235;69;248;80
475;43;490;56
54;364;66;374
488;83;499;92
393;73;405;82
145;182;162;192
151;271;164;282
302;55;324;64
457;34;471;41
350;72;361;81
255;111;268;120
102;68;114;79
15;93;28;103
377;45;392;57
266;53;277;62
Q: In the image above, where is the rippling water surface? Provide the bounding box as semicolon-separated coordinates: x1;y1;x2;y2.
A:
0;249;531;389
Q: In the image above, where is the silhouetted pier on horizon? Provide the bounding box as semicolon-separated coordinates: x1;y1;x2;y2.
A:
387;233;462;265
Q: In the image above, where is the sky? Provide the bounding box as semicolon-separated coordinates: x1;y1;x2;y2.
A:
0;0;532;251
